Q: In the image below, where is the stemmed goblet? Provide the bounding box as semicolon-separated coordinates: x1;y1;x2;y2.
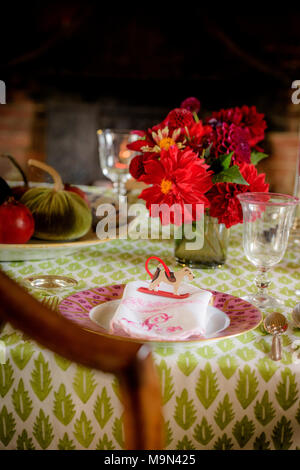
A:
97;129;138;201
237;192;299;310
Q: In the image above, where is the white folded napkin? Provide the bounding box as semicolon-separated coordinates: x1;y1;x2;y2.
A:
110;280;213;340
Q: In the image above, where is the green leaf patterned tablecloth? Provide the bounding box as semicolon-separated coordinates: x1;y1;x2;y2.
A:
1;225;300;450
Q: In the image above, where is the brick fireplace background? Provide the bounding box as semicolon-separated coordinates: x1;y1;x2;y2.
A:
0;4;299;193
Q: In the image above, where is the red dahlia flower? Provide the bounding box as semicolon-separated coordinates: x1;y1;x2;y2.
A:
207;162;269;228
139;146;213;225
166;108;195;131
209;105;267;148
127;130;153;153
127;122;186;157
180;97;201;113
129;153;156;181
207;122;251;164
185;121;213;153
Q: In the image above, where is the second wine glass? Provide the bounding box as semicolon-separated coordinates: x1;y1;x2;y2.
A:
237;192;299;310
97;129;137;200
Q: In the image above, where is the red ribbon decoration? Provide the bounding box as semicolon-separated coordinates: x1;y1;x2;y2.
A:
145;256;171;279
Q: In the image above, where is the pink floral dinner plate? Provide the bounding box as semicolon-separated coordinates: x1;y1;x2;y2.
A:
58;285;263;343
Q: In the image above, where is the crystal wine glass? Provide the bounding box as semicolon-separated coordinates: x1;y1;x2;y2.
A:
237;192;299;310
97;129;137;201
289;140;300;246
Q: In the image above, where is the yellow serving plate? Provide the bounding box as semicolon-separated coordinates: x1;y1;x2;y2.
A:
0;229;115;262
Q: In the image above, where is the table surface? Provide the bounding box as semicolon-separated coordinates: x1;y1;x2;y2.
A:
1;204;300;450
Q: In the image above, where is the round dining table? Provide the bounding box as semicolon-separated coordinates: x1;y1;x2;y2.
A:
1;186;300;451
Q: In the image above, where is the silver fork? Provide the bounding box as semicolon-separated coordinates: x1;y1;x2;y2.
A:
41;296;60;312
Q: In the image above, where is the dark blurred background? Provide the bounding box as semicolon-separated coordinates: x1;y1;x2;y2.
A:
0;2;299;192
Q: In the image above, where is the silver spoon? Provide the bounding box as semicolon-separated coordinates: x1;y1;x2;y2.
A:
264;312;288;361
292;303;300;328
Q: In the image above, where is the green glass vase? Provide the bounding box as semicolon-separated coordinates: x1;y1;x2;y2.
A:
174;215;230;269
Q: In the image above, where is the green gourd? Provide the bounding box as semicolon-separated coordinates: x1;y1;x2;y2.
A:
20;159;92;241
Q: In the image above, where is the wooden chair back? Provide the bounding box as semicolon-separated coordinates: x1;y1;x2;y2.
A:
0;269;164;450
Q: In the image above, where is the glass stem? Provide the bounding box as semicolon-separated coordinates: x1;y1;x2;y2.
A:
112;179;127;198
255;267;270;297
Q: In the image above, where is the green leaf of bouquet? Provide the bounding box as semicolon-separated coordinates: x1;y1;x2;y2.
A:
57;432;76;450
217;354;238;380
204;143;213;159
33;409;54;449
96;433;116;450
174;389;196;430
0;405;16;447
235;365;259;409
112;415;124;449
11;342;34;370
73;411;95;449
156;359;174;405
275;368;298;410
73;365;97;404
196;363;219;409
254;390;275;426
213;433;234;450
212;165;249;185
250;151;268;166
253;432;271;450
30;352;53;401
233;415;255;448
177;351;198;376
12;379;33;422
176;435;196;450
271;416;293;450
219;152;234;170
193;417;214;445
16;429;36;450
53;383;76;426
214;393;235;430
0;359;14;397
93;387;113;429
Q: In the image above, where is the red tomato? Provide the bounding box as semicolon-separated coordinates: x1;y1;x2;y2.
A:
0;200;35;244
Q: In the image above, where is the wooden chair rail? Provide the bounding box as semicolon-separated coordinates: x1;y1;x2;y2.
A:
0;269;164;450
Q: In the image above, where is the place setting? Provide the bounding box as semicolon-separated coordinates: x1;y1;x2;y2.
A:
57;255;263;344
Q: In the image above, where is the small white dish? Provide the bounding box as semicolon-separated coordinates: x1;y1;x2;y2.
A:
90;299;121;331
89;300;230;340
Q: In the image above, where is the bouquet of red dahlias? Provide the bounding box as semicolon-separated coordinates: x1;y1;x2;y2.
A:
128;97;269;230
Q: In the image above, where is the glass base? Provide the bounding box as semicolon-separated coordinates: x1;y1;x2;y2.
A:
24;275;78;291
175;256;225;269
242;293;285;311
